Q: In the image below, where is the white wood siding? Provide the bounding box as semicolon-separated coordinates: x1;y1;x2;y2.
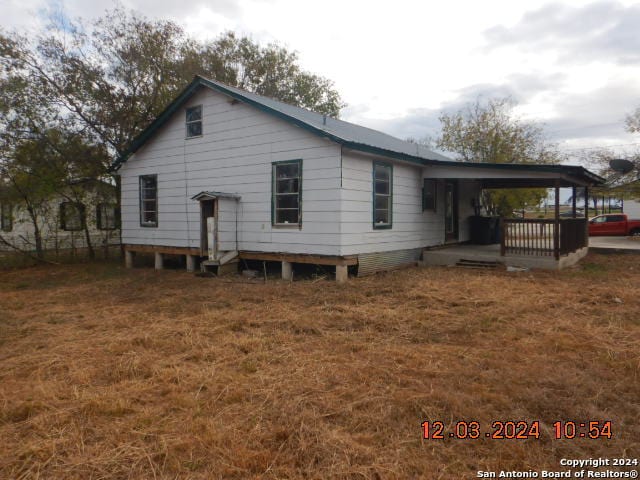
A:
0;195;119;254
337;152;482;255
217;197;238;251
338;151;480;256
118;87;343;255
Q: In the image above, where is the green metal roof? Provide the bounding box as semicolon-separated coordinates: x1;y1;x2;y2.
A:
109;75;605;187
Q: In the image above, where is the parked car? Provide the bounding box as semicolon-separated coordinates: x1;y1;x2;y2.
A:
588;213;640;236
559;209;585;218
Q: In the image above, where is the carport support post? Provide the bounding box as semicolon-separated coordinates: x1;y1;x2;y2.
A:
154;252;164;270
125;250;135;269
186;255;197;272
335;265;348;284
584;186;590;247
281;261;293;281
572;186;577;218
554;180;560;260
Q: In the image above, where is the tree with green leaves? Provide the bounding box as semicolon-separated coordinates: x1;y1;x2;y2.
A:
437;97;564;216
0;8;344;261
1;9;344;160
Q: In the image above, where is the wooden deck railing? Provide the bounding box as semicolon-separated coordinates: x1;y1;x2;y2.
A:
500;218;587;259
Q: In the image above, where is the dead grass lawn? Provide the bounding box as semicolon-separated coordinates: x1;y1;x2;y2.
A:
0;254;639;479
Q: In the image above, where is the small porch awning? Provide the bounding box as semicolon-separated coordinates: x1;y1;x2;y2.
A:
191;191;241;201
423;162;605;188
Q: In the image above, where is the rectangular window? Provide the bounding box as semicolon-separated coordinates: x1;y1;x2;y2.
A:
422;179;437;211
272;160;302;226
1;203;12;232
186;105;203;138
373;162;392;229
139;175;158;227
97;203;119;230
60;202;85;231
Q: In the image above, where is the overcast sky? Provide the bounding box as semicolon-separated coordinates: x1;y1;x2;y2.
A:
2;0;640;164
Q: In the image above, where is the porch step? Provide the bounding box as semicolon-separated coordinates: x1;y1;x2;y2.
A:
455;258;501;269
200;258;239;276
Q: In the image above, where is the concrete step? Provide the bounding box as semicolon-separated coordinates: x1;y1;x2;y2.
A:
455;259;501;269
200;258;239;275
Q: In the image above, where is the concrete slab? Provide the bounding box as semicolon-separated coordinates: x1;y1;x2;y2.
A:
588;236;640;253
422;243;589;270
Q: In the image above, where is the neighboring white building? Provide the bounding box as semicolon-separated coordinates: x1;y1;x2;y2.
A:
623;199;640;218
112;76;603;280
0;181;120;257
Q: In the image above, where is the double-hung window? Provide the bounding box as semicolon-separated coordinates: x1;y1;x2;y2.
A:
272;160;302;226
0;203;12;232
422;179;437;211
97;203;119;230
186;105;203;138
139;175;158;227
373;162;392;228
60;202;85;231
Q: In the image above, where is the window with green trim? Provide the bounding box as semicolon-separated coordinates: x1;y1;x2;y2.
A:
139;175;158;227
186;105;203;138
272;160;301;226
422;179;437;211
373;162;392;228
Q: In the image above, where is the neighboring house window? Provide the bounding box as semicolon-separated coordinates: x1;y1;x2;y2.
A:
1;203;12;232
373;162;392;228
140;175;158;227
186;105;203;138
60;202;85;231
97;203;119;230
272;159;302;226
422;179;437;211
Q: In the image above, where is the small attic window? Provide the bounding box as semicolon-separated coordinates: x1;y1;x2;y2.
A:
186;105;203;138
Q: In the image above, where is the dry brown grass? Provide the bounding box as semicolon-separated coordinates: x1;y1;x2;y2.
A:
0;254;639;479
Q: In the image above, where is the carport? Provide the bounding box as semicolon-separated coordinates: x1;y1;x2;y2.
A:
422;161;606;268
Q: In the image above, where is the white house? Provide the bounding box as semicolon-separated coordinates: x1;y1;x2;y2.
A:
112;76;604;281
0;181;120;259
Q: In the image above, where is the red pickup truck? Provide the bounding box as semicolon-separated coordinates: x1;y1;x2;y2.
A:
588;213;640;236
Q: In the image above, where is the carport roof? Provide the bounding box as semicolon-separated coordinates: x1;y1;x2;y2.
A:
425;162;605;187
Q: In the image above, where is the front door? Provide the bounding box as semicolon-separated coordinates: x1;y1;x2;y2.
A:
444;180;458;242
200;199;216;258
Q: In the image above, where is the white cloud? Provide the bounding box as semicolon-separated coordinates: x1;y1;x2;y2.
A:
1;0;639;161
